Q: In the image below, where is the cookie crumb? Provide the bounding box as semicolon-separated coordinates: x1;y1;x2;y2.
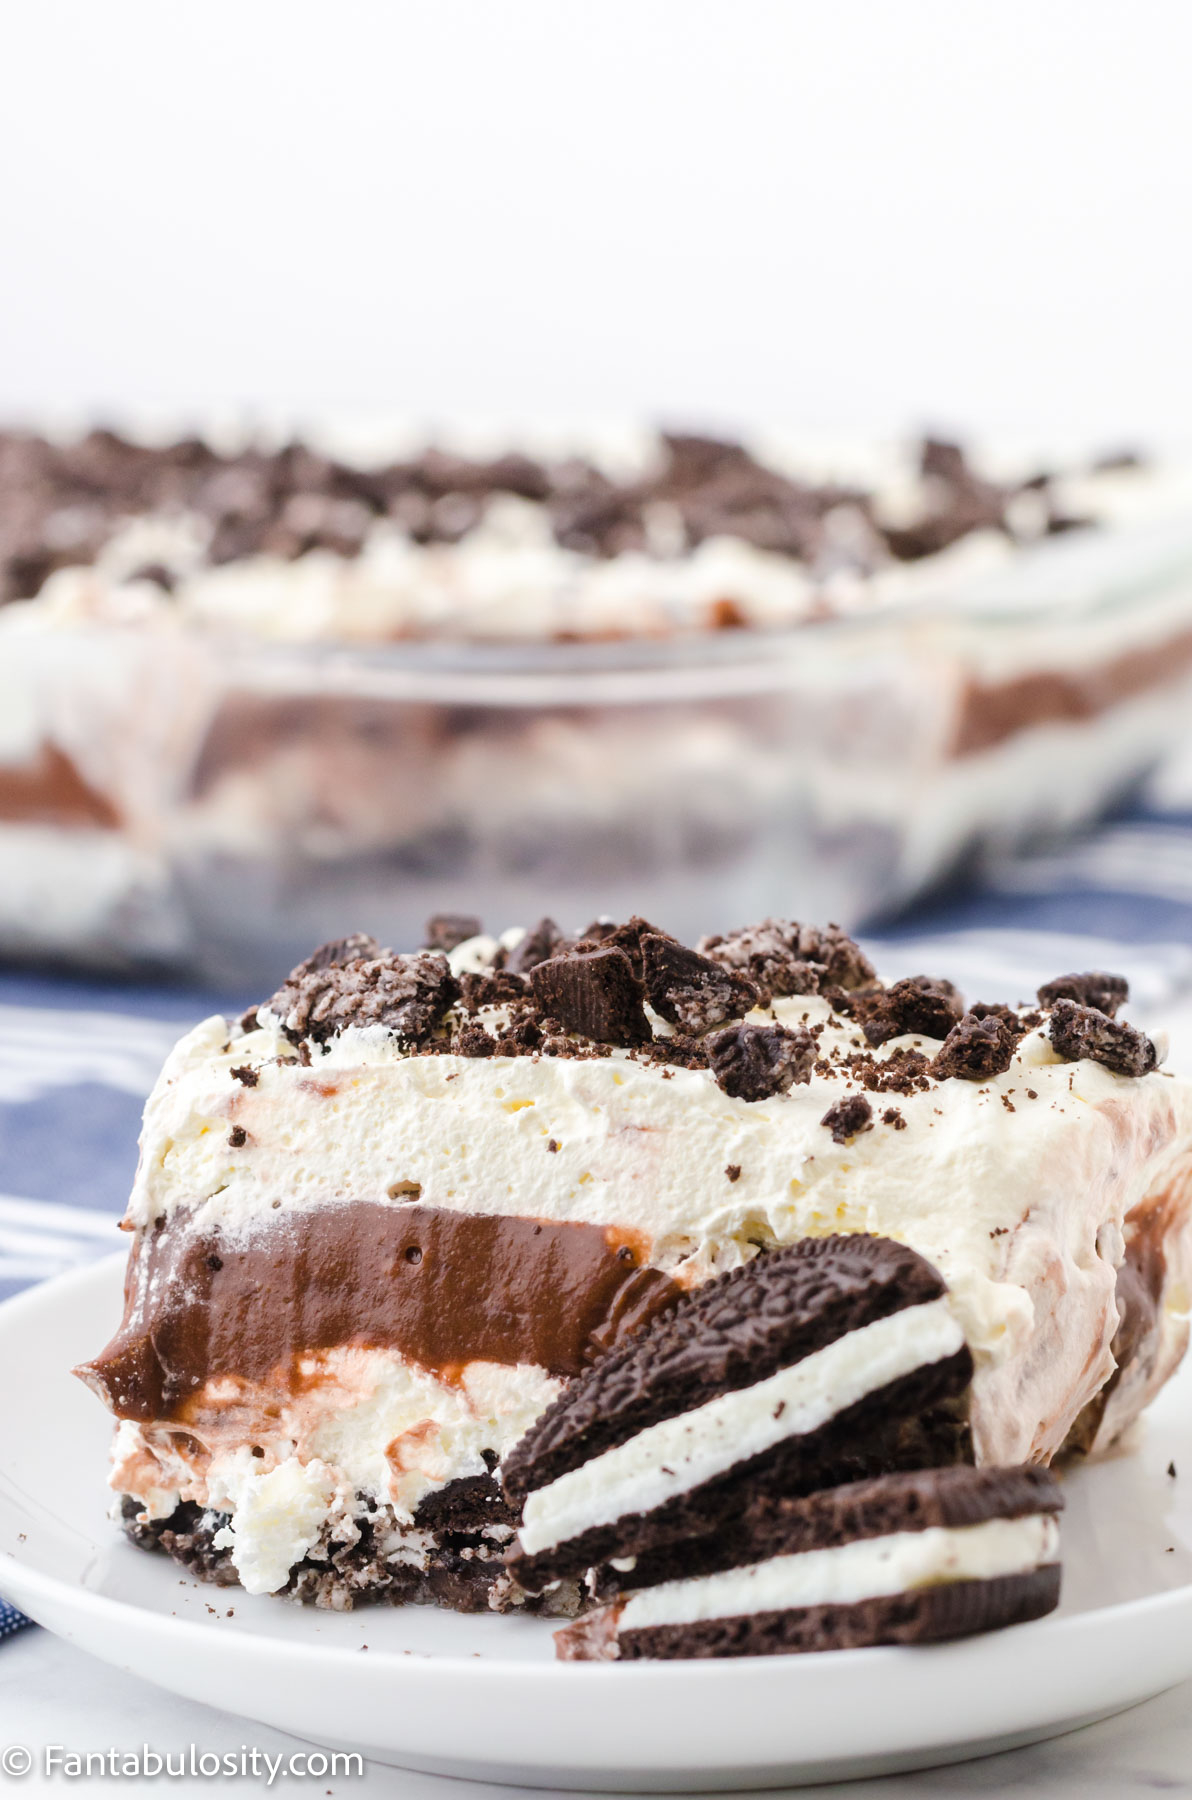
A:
821;1093;874;1144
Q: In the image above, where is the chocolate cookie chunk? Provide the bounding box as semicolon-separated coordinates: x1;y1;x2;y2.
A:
456;968;529;1013
557;1463;1062;1661
933;1011;1017;1081
578;916;673;981
503;1235;973;1594
857;975;966;1047
699;919;874;999
289;932;381;977
820;1093;874;1143
1048;999;1157;1077
268;949;459;1048
642;934;761;1034
423;914;482;953
530;947;652;1046
706;1021;815;1101
507;917;567;974
1038;971;1129;1018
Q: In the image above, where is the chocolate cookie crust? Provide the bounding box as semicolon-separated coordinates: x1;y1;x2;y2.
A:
122;1489;580;1617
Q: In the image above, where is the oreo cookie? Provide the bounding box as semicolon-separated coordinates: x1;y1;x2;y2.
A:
555;1464;1062;1660
503;1236;973;1595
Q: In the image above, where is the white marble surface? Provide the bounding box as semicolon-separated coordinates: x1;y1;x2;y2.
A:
0;1628;1189;1798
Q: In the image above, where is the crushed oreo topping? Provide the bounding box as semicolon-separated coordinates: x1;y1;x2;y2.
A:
423;914;482;953
493;1016;544;1055
243;932;381;1031
456;969;529;1013
803;923;878;990
836;1047;935;1096
699;918;874;1000
507;918;568;975
577;916;673;981
933;1011;1017;1082
706;1021;815;1102
530;947;652;1047
855;975;965;1047
969;1001;1026;1036
293;933;381;976
638;1033;711;1072
268;949;459;1048
1038;971;1129;1018
820;1093;874;1143
641;934;761;1034
1048;999;1157;1078
0;427;1125;612
250;916;1098;1105
230;1065;259;1087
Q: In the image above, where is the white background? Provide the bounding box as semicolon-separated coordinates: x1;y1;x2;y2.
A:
0;0;1190;447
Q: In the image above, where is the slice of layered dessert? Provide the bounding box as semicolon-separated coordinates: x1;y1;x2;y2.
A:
78;915;1192;1611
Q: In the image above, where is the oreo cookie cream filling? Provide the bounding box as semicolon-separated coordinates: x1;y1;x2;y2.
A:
77;915;1192;1612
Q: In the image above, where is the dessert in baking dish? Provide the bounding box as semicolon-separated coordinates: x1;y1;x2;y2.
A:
4;428;1192;976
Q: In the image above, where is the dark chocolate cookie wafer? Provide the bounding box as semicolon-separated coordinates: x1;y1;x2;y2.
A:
556;1463;1062;1660
504;1236;973;1594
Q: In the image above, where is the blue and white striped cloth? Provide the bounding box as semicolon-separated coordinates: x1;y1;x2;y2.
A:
0;1596;32;1641
5;772;1192;1636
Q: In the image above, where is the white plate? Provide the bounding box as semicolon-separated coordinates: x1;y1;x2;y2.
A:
3;1257;1192;1792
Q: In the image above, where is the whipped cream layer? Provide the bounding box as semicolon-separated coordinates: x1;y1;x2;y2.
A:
620;1513;1060;1631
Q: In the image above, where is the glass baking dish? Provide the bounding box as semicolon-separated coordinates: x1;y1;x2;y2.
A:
3;510;1192;987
